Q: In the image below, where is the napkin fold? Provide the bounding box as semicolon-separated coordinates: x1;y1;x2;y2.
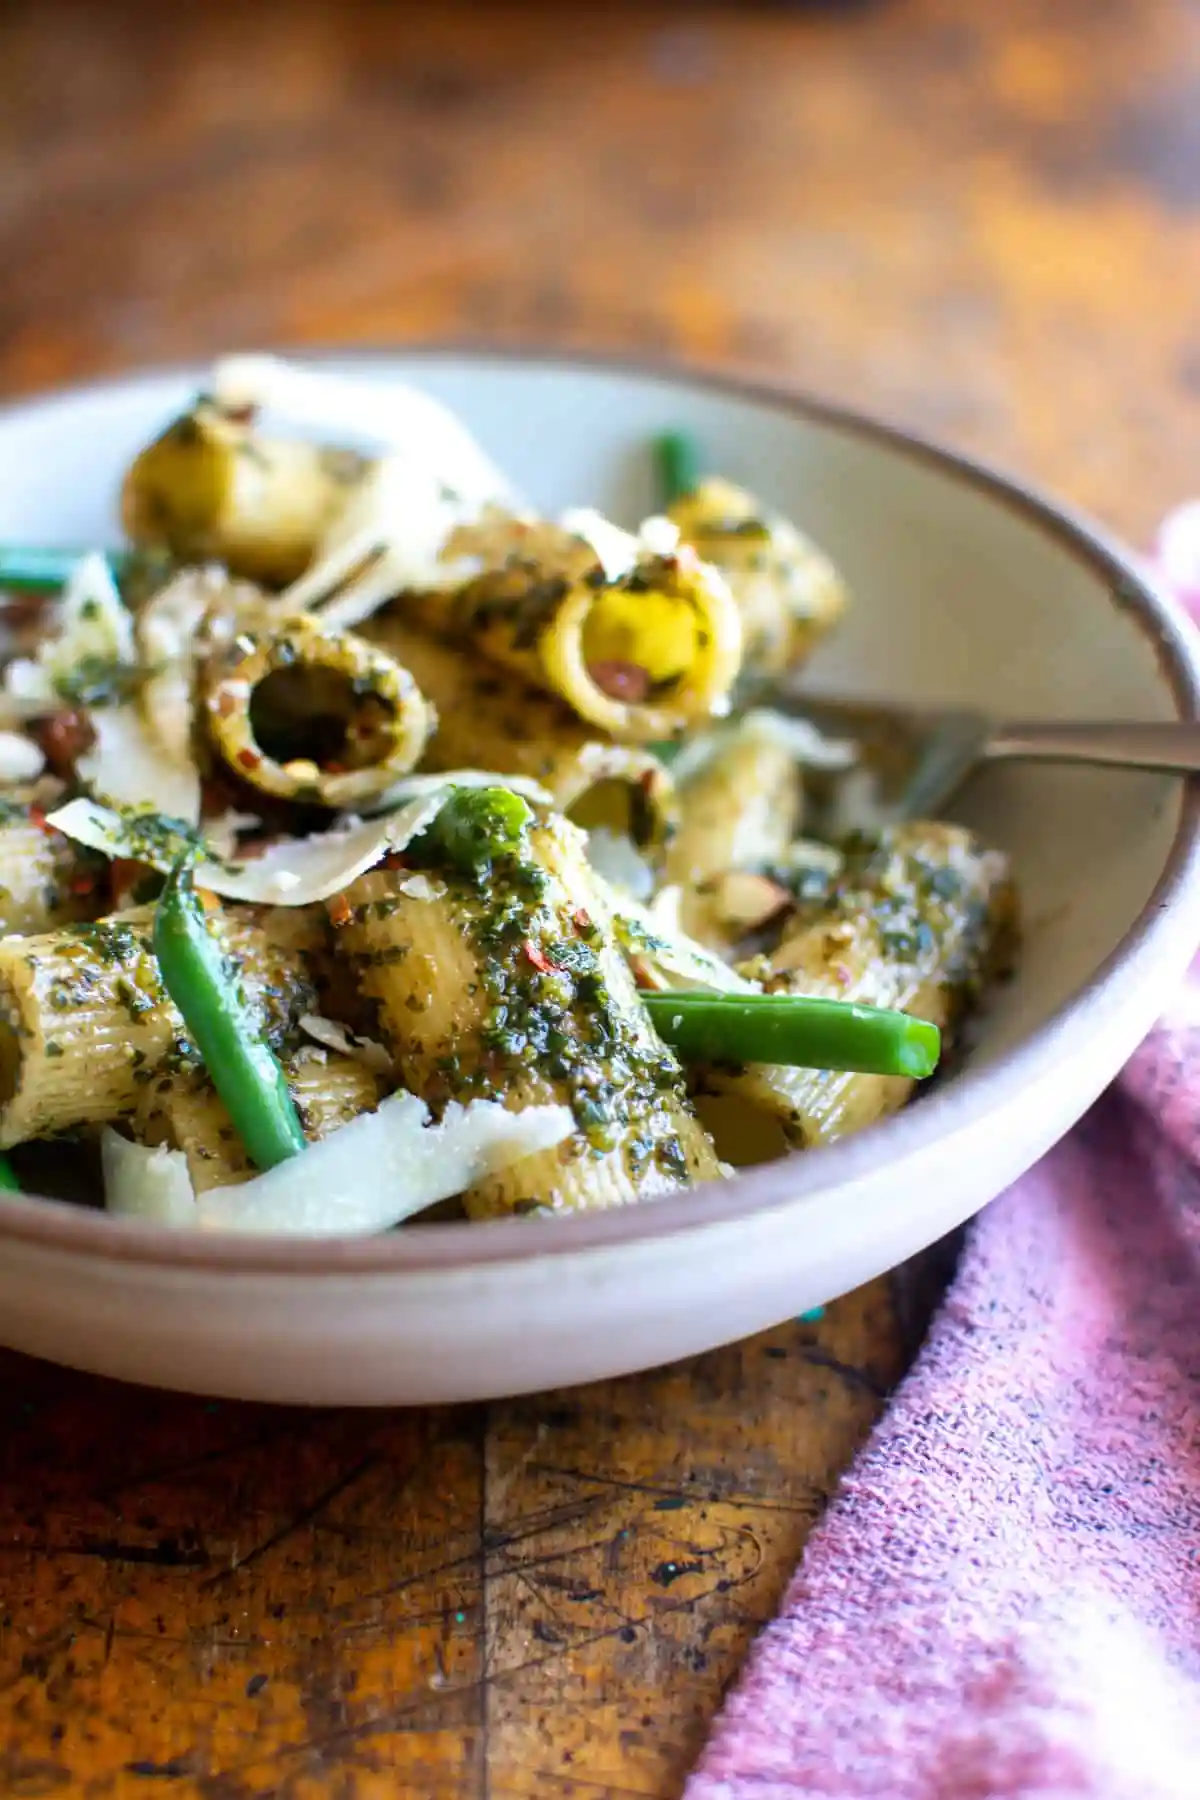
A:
686;513;1200;1800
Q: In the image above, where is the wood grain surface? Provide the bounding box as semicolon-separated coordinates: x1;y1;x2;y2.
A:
0;1;1197;1795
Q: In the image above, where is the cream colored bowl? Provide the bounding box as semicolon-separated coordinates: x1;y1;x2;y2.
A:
0;349;1197;1405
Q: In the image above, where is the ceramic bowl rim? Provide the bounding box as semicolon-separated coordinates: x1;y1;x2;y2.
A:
1;340;1198;1273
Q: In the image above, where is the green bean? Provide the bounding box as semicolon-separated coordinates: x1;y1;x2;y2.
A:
0;1153;20;1192
153;856;306;1170
655;431;701;506
424;786;534;873
643;990;941;1078
0;548;129;595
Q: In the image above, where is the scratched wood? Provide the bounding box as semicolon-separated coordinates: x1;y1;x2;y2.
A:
0;0;1197;1795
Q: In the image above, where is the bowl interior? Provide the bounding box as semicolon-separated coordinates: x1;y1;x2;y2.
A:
0;349;1184;1095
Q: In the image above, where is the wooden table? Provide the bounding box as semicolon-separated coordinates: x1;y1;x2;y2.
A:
0;1;1197;1794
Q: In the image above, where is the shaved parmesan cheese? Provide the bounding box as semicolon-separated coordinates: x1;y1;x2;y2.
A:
559;507;641;582
46;792;447;906
102;1133;198;1227
594;877;761;996
638;513;682;558
670;707;858;787
203;808;263;860
211;355;516;506
583;827;655;902
1;553;135;719
0;731;45;783
46;552;136;684
282;454;488;623
135;568;223;797
364;768;552;815
100;1094;574;1236
77;703;202;826
298;1015;394;1077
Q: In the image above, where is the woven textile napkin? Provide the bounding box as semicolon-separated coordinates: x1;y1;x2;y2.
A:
685;510;1200;1800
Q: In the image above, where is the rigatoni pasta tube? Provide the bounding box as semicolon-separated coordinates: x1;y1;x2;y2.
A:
133;1049;382;1192
668;477;848;684
285;1047;384;1142
120;399;373;587
665;717;802;948
202;610;434;810
0;797;107;937
362;615;678;867
331;813;721;1215
414;511;743;742
134;1066;254;1192
698;823;1016;1149
0;902;328;1147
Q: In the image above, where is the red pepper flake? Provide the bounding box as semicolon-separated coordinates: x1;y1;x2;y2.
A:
69;872;96;896
236;747;261;772
325;761;346;775
587;660;652;704
522;941;556;974
382;851;409;871
328;893;352;928
571;908;592;933
28;806;50;834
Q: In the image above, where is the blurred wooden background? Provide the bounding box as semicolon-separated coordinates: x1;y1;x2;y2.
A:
0;1;1197;1796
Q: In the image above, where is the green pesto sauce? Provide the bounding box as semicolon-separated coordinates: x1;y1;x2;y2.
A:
806;828;1001;1002
105;806;238;876
407;836;691;1178
53;655;144;709
44;920;164;1019
38;912;315;1070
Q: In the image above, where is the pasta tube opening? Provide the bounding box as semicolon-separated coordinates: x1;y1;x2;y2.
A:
203;611;434;809
451;530;743;743
358;615;679;877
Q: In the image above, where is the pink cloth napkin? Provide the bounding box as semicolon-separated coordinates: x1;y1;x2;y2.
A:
686;511;1200;1800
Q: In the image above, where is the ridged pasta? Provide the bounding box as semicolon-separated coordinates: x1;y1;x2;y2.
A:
361;615;678;865
331;813;721;1215
668;477;848;685
410;511;743;742
134;1066;253;1192
285;1047;384;1141
133;1048;382;1192
698;823;1016;1148
202;609;434;810
665;720;802;947
121;400;372;586
0;902;328;1147
0;798;107;937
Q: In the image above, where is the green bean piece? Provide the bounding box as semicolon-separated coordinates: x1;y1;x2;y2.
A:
655;431;701;506
0;548;130;595
643;990;941;1078
0;1153;20;1192
153;856;306;1171
424;786;535;873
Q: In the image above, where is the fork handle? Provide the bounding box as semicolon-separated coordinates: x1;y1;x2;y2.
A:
987;720;1200;776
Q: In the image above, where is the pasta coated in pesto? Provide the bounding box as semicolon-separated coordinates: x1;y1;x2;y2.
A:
0;356;1016;1237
